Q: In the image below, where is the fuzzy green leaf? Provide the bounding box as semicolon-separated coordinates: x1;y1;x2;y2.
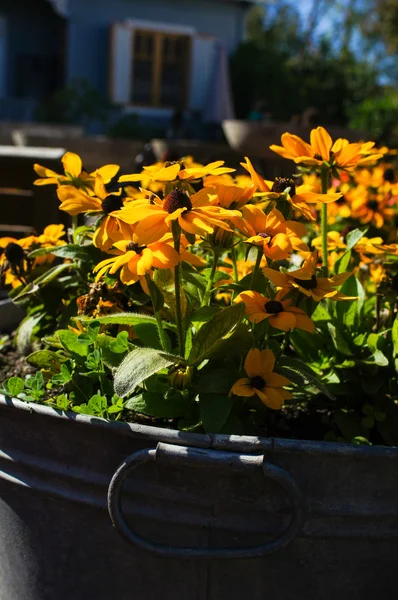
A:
278;356;335;400
188;303;246;366
199;393;234;433
114;347;181;398
76;312;176;330
125;390;188;418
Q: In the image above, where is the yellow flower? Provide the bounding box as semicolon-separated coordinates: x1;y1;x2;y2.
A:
34;152;119;189
57;174;134;251
116;188;241;244
349;187;386;229
354;237;386;258
270;126;383;171
242;205;308;260
93;236;180;286
263;251;355;302
0;237;31;287
234;290;314;332
208;182;256;210
241;157;341;220
312;231;346;254
229;348;292;409
118;160;235;186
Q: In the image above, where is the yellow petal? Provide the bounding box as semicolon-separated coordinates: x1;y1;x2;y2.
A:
62;152;82;179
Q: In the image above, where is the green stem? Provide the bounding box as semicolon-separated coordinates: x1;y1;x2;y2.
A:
250;246;263;290
171;221;184;357
145;274;169;352
72;215;79;244
202;250;220;306
320;167;330;276
231;245;239;284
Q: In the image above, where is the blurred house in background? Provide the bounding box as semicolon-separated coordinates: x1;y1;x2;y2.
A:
0;0;251;126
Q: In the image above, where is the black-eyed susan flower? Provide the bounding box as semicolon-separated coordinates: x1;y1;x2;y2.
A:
0;237;32;287
234;289;314;332
229;348;292;409
57;174;134;251
242;205;308;261
93;236;180;287
263;251;355;302
270;127;383;171
349;186;386;229
312;231;347;254
116;188;241;244
241;157;341;220
34;151;119;190
118;160;235;187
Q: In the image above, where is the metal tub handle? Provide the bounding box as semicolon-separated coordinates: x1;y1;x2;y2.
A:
107;442;305;559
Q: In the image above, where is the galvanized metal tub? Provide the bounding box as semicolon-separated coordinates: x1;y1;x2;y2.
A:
0;396;397;600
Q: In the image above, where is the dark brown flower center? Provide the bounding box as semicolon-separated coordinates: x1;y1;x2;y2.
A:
265;300;284;314
271;177;296;197
126;242;146;253
251;375;266;390
102;195;124;215
295;275;317;290
367;199;379;211
163;190;192;214
4;242;24;263
258;231;272;239
383;168;395;183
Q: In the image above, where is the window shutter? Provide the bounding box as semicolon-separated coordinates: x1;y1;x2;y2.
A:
109;23;133;105
188;35;216;113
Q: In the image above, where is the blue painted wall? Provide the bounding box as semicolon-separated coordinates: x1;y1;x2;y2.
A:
66;0;248;96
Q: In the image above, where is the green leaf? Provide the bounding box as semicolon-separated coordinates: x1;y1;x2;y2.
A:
13;263;76;300
114;347;181;398
327;322;353;356
96;333;129;368
16;313;44;353
199;393;234;433
26;350;65;370
125;390;188;418
25;371;44;392
191;306;220;324
334;249;352;275
372;349;389;367
336;275;363;327
58;330;90;358
29;243;101;262
184;327;193;360
392;316;398;357
196;368;239;395
134;322;163;350
146;277;164;312
76;312;176;330
311;303;332;324
278;356;335;400
347;226;369;251
6;376;25;397
188;303;246;366
333;227;368;274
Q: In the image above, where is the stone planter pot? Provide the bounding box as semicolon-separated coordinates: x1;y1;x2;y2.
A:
0;396;397;600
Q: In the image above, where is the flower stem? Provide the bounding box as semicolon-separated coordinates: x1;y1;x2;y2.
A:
202;250;220;306
171;221;185;357
320;167;330;276
145;274;169;352
250;246;263;290
231;245;239;284
72;215;79;244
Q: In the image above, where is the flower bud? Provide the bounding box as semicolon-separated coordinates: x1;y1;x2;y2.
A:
168;362;193;390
